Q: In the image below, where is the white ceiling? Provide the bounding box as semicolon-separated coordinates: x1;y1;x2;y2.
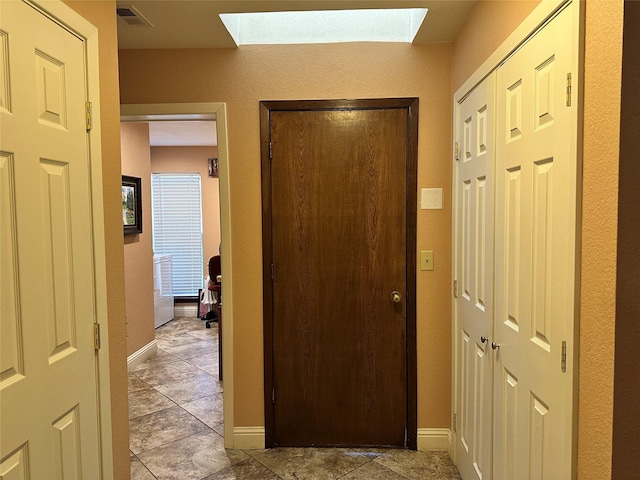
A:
148;121;217;147
116;1;478;49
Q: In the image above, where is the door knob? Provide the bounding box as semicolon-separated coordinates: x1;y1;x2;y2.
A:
480;336;488;344
390;291;402;303
491;342;500;350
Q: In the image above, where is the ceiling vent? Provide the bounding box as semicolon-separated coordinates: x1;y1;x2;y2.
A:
116;5;153;27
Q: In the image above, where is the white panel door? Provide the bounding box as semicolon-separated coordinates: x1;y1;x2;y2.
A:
493;5;577;479
0;1;102;478
453;72;495;480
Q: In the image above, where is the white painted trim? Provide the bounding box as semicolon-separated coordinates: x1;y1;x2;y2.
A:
215;105;235;448
232;427;265;449
121;103;235;448
127;340;158;372
454;0;570;102
174;304;198;318
417;428;452;454
29;1;114;477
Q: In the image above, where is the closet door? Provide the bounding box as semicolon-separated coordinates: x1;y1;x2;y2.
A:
493;5;577;479
453;72;495;480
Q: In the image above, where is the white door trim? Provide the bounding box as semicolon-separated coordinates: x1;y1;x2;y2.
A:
25;0;114;477
120;102;236;448
454;0;573;103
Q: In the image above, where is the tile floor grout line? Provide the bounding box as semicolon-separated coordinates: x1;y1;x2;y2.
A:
333;453;376;480
131;427;210;457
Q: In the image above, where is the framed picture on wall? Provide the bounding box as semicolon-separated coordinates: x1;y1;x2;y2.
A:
208;157;219;178
122;175;142;235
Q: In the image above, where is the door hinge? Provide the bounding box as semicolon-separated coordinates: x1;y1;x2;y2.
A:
566;73;572;107
454;142;460;161
93;323;101;350
453;280;458;299
561;340;567;373
269;141;272;159
453;413;457;433
272;386;276;404
85;101;92;131
271;263;274;282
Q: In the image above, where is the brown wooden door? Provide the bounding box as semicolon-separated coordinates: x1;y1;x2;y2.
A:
261;99;418;448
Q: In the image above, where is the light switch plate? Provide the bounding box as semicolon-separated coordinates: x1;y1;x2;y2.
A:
420;250;434;271
421;188;443;209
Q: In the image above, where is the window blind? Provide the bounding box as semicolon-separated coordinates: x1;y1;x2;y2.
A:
151;173;203;297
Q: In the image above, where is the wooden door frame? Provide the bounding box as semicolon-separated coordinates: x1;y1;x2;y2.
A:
260;98;418;449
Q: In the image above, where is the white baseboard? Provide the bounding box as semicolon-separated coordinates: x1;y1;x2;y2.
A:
417;428;452;453
233;427;265;449
127;340;158;372
230;427;449;452
174;304;198;318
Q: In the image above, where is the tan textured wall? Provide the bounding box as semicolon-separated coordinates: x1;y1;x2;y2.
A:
121;123;155;356
453;0;540;92
612;2;640;476
579;1;623;478
62;1;129;477
119;43;454;429
151;145;221;275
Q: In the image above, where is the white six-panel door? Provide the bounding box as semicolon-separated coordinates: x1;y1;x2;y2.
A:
1;1;102;477
454;4;577;479
454;72;496;480
493;6;576;479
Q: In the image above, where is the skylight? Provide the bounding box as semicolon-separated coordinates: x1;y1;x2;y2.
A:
219;8;428;46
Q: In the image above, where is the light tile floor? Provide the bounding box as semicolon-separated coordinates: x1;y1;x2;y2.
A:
129;316;461;480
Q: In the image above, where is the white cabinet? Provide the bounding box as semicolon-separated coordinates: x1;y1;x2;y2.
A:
153;254;174;328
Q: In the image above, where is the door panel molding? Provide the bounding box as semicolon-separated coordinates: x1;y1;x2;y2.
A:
453;72;496;480
261;98;418;449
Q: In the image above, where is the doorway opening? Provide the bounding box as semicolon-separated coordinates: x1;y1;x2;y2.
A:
120;103;235;451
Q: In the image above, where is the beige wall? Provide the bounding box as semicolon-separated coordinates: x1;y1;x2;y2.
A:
452;0;540;92
62;1;129;477
121;123;155;356
151;145;221;275
579;1;623;478
119;43;454;429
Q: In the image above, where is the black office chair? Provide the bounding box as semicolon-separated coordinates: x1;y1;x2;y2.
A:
205;255;221;329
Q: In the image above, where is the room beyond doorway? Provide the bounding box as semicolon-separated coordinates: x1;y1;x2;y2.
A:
121;102;235;446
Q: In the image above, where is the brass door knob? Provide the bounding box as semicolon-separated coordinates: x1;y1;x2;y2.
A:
390;291;402;303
